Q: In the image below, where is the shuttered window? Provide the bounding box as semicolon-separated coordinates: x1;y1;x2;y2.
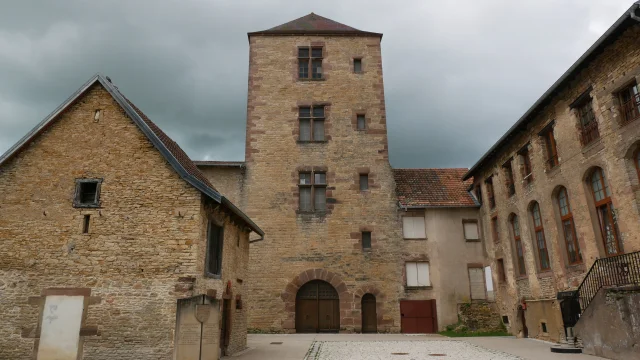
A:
468;267;486;300
406;262;430;287
403;215;426;239
463;220;479;241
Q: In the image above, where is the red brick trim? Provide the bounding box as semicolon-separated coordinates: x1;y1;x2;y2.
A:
280;269;351;331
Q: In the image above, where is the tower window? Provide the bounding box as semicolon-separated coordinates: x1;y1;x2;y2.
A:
82;215;91;234
299;171;327;212
205;222;224;276
359;174;369;191
298;47;323;79
362;231;371;249
354;58;362;73
299;106;325;142
357;114;366;130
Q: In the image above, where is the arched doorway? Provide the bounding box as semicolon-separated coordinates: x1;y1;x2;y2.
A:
361;293;377;333
296;280;339;333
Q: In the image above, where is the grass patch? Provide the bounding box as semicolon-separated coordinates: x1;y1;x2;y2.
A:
438;330;511;337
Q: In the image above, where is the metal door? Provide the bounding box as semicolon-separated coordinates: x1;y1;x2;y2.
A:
361;294;377;333
400;300;437;333
295;280;339;333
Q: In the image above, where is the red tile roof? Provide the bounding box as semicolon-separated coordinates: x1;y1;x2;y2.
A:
249;13;382;37
394;168;478;208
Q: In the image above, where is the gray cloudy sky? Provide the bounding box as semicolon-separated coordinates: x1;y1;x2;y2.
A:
0;0;635;168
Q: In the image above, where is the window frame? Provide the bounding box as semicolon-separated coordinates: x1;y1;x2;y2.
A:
530;202;551;272
298;170;327;212
205;221;224;277
519;145;533;184
541;126;559;169
73;178;103;208
468;266;487;300
491;216;499;243
356;113;366;131
402;213;426;240
353;58;363;74
362;231;372;250
298;105;325;142
463;219;480;242
575;98;600;146
618;82;640;125
359;173;369;191
405;261;431;288
589;168;622;256
557;187;582;265
503;159;516;196
511;215;527;277
486;177;496;209
298;46;323;80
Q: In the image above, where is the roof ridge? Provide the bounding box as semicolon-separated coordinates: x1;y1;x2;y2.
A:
249;12;382;38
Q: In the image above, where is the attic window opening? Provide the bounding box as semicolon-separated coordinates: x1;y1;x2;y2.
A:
94;110;101;121
82;215;90;234
74;179;102;208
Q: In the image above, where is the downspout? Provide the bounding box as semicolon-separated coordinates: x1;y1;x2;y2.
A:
632;2;640;22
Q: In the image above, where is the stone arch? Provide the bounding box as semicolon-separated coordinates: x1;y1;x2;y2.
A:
353;285;386;332
280;269;350;332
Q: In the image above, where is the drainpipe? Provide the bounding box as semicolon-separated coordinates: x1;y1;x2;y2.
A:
632;2;640;22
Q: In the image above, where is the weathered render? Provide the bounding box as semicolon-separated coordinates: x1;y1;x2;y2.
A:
0;76;262;359
464;4;640;343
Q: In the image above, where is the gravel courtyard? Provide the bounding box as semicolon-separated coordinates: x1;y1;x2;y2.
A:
305;340;521;360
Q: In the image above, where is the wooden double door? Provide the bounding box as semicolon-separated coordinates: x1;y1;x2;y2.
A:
295;280;339;333
400;300;437;334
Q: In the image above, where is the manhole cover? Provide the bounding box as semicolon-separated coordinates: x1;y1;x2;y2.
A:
391;353;409;355
270;342;283;345
429;355;446;357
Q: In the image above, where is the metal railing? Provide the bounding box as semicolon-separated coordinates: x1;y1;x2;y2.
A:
579;120;600;146
620;93;640;125
573;251;640;312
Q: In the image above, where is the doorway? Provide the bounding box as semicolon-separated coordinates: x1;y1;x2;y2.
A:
220;298;231;355
361;293;377;333
518;305;528;338
400;300;437;333
295;280;339;333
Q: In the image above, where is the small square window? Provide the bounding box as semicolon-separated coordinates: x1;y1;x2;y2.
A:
74;179;101;207
463;220;480;241
362;231;371;249
298;48;310;58
502;316;509;324
359;174;369;191
82;215;91;234
299;173;312;185
354;58;362;73
357;114;366;130
314;173;326;185
311;48;323;58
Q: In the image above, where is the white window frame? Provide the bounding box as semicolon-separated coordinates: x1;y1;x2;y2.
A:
468;267;487;300
463;220;480;241
405;262;431;287
402;214;426;239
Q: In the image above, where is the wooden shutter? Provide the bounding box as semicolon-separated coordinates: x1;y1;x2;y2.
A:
417;262;430;286
406;263;418;287
403;216;425;239
468;267;486;300
463;222;479;240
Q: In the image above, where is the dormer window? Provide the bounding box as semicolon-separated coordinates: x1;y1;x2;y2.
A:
74;179;102;208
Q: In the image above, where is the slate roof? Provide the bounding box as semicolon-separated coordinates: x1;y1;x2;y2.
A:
394;168;478;208
0;74;263;236
248;13;382;37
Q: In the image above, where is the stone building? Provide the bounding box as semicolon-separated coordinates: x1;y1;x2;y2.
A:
0;75;263;359
463;4;640;343
198;13;489;334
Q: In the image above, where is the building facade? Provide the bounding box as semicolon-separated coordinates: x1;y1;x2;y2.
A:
198;13;490;334
464;6;640;342
0;75;263;359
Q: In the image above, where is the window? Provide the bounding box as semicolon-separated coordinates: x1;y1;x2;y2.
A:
486;177;495;209
406;262;430;287
541;322;548;334
82;215;90;234
206;222;224;276
299;106;325;142
511;215;526;276
589;168;622;256
497;259;506;283
531;202;551;271
576;99;600;146
541;127;559;169
403;215;426;239
491;216;499;243
74;179;101;207
502;316;509;324
299;171;327;212
94;109;101;121
475;185;483;205
519;146;533;184
357;114;366;130
354;58;362;73
557;187;582;264
359;174;369;191
298;47;323;79
362;231;371;249
503;160;515;196
468;267;487;300
619;82;640;125
463;220;480;241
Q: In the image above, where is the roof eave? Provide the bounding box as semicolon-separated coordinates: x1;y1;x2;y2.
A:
463;2;640;181
399;204;481;209
247;30;383;40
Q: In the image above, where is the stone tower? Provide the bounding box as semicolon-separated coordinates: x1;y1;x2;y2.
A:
242;13;403;332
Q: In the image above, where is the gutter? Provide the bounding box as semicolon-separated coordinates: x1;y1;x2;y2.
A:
463;1;640;181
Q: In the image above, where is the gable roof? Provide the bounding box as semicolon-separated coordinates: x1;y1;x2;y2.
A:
248;13;382;38
464;2;640;181
394;168;478;208
0;74;263;236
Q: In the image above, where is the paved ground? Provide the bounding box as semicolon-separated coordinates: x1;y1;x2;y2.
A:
226;334;605;360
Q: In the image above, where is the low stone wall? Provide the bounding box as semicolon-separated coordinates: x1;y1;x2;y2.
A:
450;302;504;333
575;285;640;360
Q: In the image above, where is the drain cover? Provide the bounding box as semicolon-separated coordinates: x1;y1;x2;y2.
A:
270;342;283;345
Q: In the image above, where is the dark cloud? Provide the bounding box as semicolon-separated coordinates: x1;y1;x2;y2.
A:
0;0;634;168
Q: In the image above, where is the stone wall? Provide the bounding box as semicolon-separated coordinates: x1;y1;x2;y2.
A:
0;84;249;358
455;302;504;333
198;165;245;206
473;23;640;341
